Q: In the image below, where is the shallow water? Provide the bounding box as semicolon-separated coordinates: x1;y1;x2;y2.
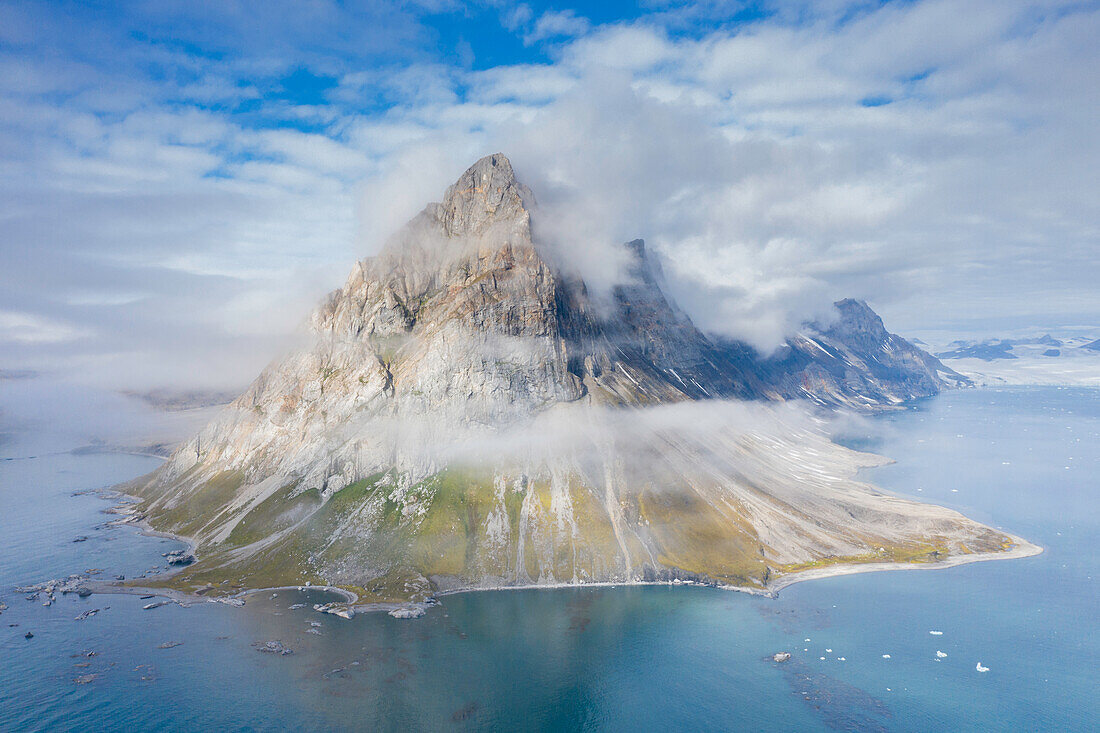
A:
1;386;1096;731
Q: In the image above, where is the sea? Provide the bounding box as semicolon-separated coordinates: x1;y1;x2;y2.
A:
0;382;1096;731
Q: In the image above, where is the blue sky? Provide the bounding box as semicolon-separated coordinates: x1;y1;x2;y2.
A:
1;1;1098;388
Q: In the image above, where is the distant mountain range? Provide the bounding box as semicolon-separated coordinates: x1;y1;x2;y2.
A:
122;154;1026;609
936;334;1100;361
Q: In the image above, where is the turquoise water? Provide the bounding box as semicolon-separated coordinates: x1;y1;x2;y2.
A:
1;385;1097;731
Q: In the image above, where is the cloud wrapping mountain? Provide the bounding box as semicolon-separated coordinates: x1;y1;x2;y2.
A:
125;156;1025;606
2;1;1097;387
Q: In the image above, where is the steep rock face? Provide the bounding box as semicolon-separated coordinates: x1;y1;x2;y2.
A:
748;299;970;410
128;154;1019;604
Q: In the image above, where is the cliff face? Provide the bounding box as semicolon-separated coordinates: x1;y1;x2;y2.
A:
747;298;970;410
129;154;1012;606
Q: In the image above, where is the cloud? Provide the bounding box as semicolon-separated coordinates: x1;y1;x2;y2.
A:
0;311;91;344
524;10;591;45
466;64;576;104
1;0;1097;389
500;4;533;33
562;25;677;71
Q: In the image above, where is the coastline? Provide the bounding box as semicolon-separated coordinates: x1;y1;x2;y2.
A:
86;481;1044;614
73;394;1045;616
429;534;1044;604
85;538;1043;615
762;534;1044;595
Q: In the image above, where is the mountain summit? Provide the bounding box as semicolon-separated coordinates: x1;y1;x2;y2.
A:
437;152;532;237
126;154;1027;609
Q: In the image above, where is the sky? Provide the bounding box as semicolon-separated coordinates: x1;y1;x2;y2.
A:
1;0;1097;390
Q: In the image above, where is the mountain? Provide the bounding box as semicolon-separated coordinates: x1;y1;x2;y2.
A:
1083;338;1100;351
936;341;1018;361
748;298;970;409
1030;334;1062;347
124;154;1025;609
606;241;969;410
937;334;1069;362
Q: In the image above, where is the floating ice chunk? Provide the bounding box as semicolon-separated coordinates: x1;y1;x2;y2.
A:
882;654;891;659
929;631;943;635
976;662;989;672
936;651;948;658
825;648;832;653
819;657;825;661
804;638;810;642
951;489;959;493
838;657;846;661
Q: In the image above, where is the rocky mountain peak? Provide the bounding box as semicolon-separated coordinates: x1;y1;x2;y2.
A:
125;153;1016;608
438;153;533;238
827;298;889;340
622;239;657;285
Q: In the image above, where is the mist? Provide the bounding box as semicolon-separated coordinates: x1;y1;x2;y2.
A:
2;0;1097;392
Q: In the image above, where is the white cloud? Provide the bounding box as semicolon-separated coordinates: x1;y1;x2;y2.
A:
465;64;577;104
525;10;591;45
2;0;1098;387
500;4;533;33
563;25;677;71
0;312;91;344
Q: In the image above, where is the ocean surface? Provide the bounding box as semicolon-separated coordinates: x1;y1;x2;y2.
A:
0;384;1096;731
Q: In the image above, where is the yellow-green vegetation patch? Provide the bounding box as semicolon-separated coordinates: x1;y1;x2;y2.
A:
148;470;245;538
408;468;499;579
129;463;201;503
299;472;392;537
342;569;433;605
639;486;766;586
778;541;953;575
224;481;318;548
143;538;326;596
140;473;393;596
566;481;623;580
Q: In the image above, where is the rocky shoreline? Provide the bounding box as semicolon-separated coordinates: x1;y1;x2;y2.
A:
70;483;1042;619
20;387;1043;622
77;539;1042;621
